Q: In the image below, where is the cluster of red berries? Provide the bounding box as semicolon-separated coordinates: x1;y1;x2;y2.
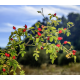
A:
72;50;76;55
11;24;27;41
2;53;15;72
56;44;60;52
13;24;27;32
5;53;10;57
5;53;15;59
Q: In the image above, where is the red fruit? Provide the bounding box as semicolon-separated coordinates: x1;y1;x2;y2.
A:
41;47;43;50
58;37;63;40
13;26;16;30
56;44;60;47
41;25;44;28
36;37;39;38
13;56;15;59
72;50;76;53
3;69;6;72
5;53;8;56
73;53;75;55
63;28;66;30
47;36;50;40
54;13;56;16
25;24;27;28
7;54;10;57
23;29;26;32
38;28;42;31
64;41;67;44
59;30;62;34
37;32;41;36
11;38;13;41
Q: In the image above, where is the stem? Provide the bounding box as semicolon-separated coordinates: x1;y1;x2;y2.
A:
62;45;69;54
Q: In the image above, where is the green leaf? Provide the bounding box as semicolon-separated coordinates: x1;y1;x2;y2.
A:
51;27;56;30
74;56;76;63
31;30;35;34
67;41;71;45
46;49;48;54
22;51;26;54
35;22;40;28
63;49;66;53
30;34;33;40
36;54;39;57
50;16;52;20
51;58;54;64
37;11;41;13
48;49;52;53
30;27;35;29
33;53;36;56
34;51;37;53
48;13;51;15
13;63;17;71
10;69;14;72
50;37;53;42
36;38;39;43
21;53;24;57
52;47;55;53
35;56;38;61
41;38;44;41
37;51;40;53
20;70;25;75
50;54;53;59
66;32;71;37
47;35;52;36
44;47;47;49
17;64;21;69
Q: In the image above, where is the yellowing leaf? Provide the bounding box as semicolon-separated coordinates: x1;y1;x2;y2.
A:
67;41;71;45
36;38;39;43
51;27;56;30
17;64;21;69
43;43;46;46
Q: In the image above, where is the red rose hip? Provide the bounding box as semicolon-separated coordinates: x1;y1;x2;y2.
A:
73;53;75;55
59;30;62;34
3;69;6;72
37;32;41;36
23;29;26;32
54;13;56;16
56;44;60;47
47;36;50;40
25;24;27;28
38;28;42;31
11;38;13;41
72;50;76;53
13;26;16;30
7;54;10;57
64;41;67;44
13;56;15;59
5;53;8;56
58;37;63;40
41;47;43;50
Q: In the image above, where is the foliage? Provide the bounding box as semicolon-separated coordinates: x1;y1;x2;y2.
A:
0;8;76;75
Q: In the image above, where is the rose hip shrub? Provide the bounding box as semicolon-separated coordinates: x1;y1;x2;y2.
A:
0;9;76;75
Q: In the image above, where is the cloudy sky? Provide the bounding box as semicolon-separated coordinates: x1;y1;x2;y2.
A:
0;5;80;48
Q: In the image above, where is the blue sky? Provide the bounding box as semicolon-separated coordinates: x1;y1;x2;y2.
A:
0;5;80;48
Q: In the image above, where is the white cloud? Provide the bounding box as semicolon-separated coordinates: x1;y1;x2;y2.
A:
21;19;38;23
0;23;31;32
0;5;78;17
57;5;80;11
4;23;23;28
